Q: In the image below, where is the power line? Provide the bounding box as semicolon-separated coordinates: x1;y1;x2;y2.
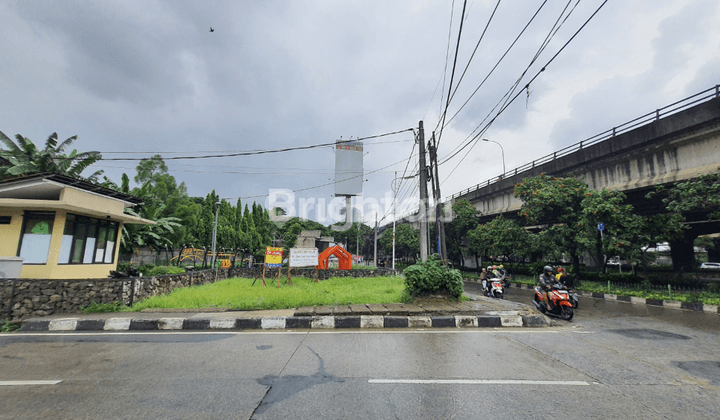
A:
97;128;414;161
439;0;606;169
226;154;418;201
435;0;468;149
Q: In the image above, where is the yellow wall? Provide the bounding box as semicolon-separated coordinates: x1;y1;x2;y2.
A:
0;209;121;279
0;209;24;257
60;188;127;217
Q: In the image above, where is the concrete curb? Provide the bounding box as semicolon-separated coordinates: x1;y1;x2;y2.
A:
19;313;548;332
501;281;720;314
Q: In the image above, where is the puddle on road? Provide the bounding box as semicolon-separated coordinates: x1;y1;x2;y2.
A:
253;346;344;416
608;328;691;340
675;361;720;385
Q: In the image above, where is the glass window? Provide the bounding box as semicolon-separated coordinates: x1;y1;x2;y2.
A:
104;222;118;263
58;214;119;265
95;222;107;263
18;212;55;264
58;214;75;263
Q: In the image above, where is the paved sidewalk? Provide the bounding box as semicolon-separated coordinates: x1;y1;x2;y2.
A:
18;294;550;332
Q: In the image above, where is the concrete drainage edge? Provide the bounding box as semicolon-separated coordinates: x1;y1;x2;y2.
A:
19;314;549;332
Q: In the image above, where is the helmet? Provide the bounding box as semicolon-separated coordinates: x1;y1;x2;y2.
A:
487;266;493;270
544;265;553;274
499;265;504;269
557;267;563;272
492;265;497;269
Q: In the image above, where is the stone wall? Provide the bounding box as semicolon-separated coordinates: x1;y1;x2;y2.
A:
1;267;400;321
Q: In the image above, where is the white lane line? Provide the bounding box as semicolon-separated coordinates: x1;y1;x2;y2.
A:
369;379;590;386
0;380;62;386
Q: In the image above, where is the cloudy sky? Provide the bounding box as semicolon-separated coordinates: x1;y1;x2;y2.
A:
1;0;718;227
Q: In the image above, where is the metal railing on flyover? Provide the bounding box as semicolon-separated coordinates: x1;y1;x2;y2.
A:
447;84;720;202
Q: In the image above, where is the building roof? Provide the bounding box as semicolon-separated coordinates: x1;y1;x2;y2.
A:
0;172;144;205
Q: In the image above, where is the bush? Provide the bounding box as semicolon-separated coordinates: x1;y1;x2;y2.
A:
403;254;464;299
137;263;156;275
145;265;186;276
116;261;132;273
1;318;20;333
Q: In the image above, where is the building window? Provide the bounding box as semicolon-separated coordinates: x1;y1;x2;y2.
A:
58;214;119;265
18;211;55;264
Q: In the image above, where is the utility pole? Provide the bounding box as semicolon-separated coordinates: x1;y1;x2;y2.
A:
417;121;429;262
429;132;448;265
373;213;378;267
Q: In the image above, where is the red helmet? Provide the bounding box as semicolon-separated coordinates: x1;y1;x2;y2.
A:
492;265;497;269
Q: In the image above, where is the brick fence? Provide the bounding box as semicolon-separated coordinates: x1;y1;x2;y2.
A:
0;267;399;321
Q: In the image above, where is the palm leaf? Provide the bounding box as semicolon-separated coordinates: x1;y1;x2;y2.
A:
44;132;59;151
55;135;77;154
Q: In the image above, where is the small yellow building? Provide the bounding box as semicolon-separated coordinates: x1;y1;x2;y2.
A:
0;172;155;279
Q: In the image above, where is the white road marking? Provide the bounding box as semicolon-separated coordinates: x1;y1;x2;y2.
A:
0;380;62;386
369;379;591;386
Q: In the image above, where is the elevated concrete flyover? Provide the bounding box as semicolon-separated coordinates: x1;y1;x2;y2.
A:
447;85;720;268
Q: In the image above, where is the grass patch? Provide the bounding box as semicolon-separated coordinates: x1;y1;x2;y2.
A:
1;318;20;333
128;276;409;311
81;301;128;313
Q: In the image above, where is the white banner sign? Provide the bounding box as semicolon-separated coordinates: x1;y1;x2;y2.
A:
289;248;319;267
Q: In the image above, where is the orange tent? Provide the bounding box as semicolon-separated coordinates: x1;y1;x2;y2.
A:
316;245;352;270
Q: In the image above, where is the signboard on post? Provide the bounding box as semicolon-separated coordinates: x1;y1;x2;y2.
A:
264;247;283;268
289;248;319;267
334;140;363;196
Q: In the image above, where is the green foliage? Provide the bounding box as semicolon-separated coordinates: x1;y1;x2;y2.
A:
144;265;186;276
379;223;420;262
0;131;103;181
468;215;530;261
657;169;720;219
403;255;464;299
1;318;20;333
81;301;127;313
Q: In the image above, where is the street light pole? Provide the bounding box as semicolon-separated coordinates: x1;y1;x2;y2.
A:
211;201;220;270
482;138;506;175
391;171;416;270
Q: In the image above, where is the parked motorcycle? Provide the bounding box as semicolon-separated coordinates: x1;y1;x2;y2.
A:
533;284;574;320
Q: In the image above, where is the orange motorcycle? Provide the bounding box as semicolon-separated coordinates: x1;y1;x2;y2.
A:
533;284;574;320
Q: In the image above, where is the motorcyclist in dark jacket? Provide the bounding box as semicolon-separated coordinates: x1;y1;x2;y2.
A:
539;265;558;309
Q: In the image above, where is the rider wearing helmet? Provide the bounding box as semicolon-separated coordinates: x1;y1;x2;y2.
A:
484;266;495;296
539;265;558;310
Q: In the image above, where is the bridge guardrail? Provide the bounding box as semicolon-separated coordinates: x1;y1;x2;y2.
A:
448;84;720;201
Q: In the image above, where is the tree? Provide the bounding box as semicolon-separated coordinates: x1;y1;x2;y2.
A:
468;215;530;274
514;174;588;273
444;199;480;268
0;131;103;181
379;223;419;263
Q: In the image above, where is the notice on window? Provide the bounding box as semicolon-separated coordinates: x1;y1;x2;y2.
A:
289;248;319;267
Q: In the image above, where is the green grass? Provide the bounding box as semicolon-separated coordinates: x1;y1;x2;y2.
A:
127;276;410;311
1;318;20;333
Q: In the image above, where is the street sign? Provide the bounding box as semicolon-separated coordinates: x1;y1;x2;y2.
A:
597;222;605;231
264;246;283;268
289;248;319;267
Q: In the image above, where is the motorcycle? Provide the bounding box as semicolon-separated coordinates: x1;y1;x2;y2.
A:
485;277;505;299
533;284;574;320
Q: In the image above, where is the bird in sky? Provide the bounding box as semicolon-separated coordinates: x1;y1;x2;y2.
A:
209;27;214;32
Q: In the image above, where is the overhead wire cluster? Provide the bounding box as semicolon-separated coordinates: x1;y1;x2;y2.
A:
426;0;609;190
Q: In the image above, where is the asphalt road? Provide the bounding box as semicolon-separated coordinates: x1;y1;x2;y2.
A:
1;284;719;419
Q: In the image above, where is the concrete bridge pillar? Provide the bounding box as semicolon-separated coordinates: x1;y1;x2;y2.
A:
670;228;701;271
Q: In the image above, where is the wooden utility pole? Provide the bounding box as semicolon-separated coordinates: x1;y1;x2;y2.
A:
418;121;429;262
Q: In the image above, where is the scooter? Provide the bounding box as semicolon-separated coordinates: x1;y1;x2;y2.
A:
487;278;505;299
533;284;574;320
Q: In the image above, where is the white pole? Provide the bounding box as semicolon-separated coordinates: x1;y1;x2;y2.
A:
392;171;396;270
211;202;220;270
